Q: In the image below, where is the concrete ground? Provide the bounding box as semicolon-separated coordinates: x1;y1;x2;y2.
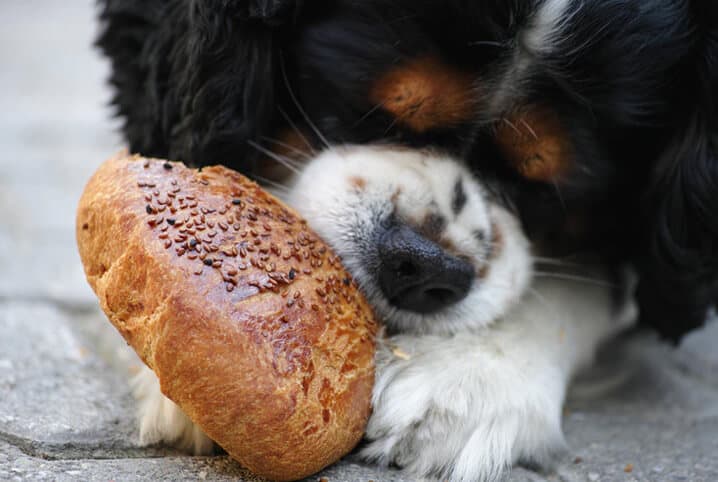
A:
1;1;717;481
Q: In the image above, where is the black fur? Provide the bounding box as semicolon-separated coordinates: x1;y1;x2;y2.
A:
636;0;718;339
96;0;718;341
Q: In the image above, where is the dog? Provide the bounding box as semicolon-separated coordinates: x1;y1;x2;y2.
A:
96;0;717;479
97;0;717;341
131;145;635;481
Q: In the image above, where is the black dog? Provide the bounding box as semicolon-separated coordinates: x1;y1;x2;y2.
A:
97;0;717;342
97;2;717;479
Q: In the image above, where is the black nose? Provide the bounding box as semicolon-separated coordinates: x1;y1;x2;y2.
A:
376;223;474;313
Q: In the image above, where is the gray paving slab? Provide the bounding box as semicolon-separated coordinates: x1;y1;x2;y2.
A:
560;331;718;482
2;295;715;481
1;440;260;482
0;301;140;457
1;0;717;481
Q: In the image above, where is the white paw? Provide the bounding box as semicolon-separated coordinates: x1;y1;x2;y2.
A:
360;335;568;482
130;365;215;455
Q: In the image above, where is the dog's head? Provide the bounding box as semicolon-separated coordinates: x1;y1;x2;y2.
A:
99;0;718;340
287;145;531;335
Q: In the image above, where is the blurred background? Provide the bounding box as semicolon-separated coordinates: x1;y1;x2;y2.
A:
1;1;121;305
1;1;716;481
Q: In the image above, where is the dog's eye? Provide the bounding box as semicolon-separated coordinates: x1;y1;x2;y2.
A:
494;106;574;183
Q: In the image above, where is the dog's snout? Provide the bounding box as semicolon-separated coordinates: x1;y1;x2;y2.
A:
377;223;473;313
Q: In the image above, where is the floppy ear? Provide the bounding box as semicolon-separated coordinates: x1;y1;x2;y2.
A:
636;15;718;342
97;0;173;158
97;0;302;171
169;0;306;170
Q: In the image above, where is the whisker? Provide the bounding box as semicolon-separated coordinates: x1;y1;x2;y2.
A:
247;140;301;175
277;106;317;156
478;116;515;129
279;52;333;150
253;175;314;206
533;255;577;263
352;101;387;129
549;176;567;212
533;257;584;268
383;115;400;136
385;12;420;25
251;174;292;193
519;118;539;140
264;189;288;203
526;287;563;321
502;118;522;136
533;271;617;288
260;135;313;160
468;40;507;48
271;149;303;170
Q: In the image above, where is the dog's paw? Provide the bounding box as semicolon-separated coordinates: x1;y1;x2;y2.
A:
130;366;215;455
360;336;568;482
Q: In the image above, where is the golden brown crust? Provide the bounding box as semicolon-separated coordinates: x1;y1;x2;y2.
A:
76;152;377;481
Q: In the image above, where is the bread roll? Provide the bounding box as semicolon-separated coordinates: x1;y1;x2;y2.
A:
76;152;377;481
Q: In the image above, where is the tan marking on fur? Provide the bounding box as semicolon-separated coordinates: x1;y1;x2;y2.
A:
370;57;477;133
348;176;367;191
476;222;503;279
421;211;446;238
490;222;503;261
390;187;402;206
495;107;573;182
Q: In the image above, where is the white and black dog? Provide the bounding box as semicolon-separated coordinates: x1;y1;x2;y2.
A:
131;146;634;481
97;0;717;480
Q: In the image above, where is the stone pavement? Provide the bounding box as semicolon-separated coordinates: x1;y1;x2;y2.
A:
1;1;716;481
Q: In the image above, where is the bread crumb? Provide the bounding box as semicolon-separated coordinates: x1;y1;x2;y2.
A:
624;463;634;473
392;347;411;360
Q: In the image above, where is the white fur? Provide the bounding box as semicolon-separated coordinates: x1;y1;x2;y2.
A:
129;144;635;482
362;274;634;482
131;366;213;455
287;146;533;335
488;0;573;116
522;0;572;54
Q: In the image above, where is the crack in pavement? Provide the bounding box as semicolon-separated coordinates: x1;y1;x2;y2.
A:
0;430;180;461
0;296;99;316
